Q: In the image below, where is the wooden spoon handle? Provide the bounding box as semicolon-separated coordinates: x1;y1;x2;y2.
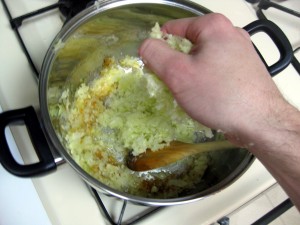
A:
128;140;236;171
185;140;236;155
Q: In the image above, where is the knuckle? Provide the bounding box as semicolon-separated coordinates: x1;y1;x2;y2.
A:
201;13;235;36
209;13;232;27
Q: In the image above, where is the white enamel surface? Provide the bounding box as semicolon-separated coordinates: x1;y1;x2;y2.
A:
0;0;299;224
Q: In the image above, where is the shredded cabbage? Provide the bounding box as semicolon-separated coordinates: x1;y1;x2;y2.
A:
53;23;213;198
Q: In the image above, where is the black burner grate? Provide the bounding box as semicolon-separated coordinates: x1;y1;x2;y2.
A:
88;186;164;225
0;0;96;78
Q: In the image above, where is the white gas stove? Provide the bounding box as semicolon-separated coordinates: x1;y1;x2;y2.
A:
0;1;299;225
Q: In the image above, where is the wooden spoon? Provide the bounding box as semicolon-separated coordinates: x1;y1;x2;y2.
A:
127;140;236;172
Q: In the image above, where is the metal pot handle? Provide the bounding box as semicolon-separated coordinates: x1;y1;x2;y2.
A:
0;106;56;177
243;19;293;76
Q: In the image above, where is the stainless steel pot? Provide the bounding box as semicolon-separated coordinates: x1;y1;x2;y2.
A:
0;0;293;206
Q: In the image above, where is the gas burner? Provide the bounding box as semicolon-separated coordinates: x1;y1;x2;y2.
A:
59;0;96;21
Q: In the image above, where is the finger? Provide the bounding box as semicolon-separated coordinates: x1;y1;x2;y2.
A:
139;38;191;84
162;13;234;43
161;17;197;38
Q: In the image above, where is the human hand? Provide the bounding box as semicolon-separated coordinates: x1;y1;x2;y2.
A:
140;14;300;210
139;13;287;145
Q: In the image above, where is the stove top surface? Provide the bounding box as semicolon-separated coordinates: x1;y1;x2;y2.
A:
0;0;299;224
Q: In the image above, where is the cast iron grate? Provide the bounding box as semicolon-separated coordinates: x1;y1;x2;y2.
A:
0;0;95;78
88;186;164;225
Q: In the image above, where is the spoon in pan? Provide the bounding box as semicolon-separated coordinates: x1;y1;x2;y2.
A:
127;140;236;172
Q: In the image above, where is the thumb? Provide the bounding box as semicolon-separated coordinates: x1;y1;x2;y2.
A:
139;38;191;84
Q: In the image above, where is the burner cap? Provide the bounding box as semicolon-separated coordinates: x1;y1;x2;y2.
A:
59;0;96;21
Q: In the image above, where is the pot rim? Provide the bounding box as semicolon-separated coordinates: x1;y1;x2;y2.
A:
39;0;255;206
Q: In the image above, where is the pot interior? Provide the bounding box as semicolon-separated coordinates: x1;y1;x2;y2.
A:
41;1;254;205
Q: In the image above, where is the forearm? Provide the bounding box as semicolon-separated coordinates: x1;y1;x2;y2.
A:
237;100;300;210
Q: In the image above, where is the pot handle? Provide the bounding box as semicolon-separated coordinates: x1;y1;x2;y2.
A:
0;106;56;177
243;19;293;76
